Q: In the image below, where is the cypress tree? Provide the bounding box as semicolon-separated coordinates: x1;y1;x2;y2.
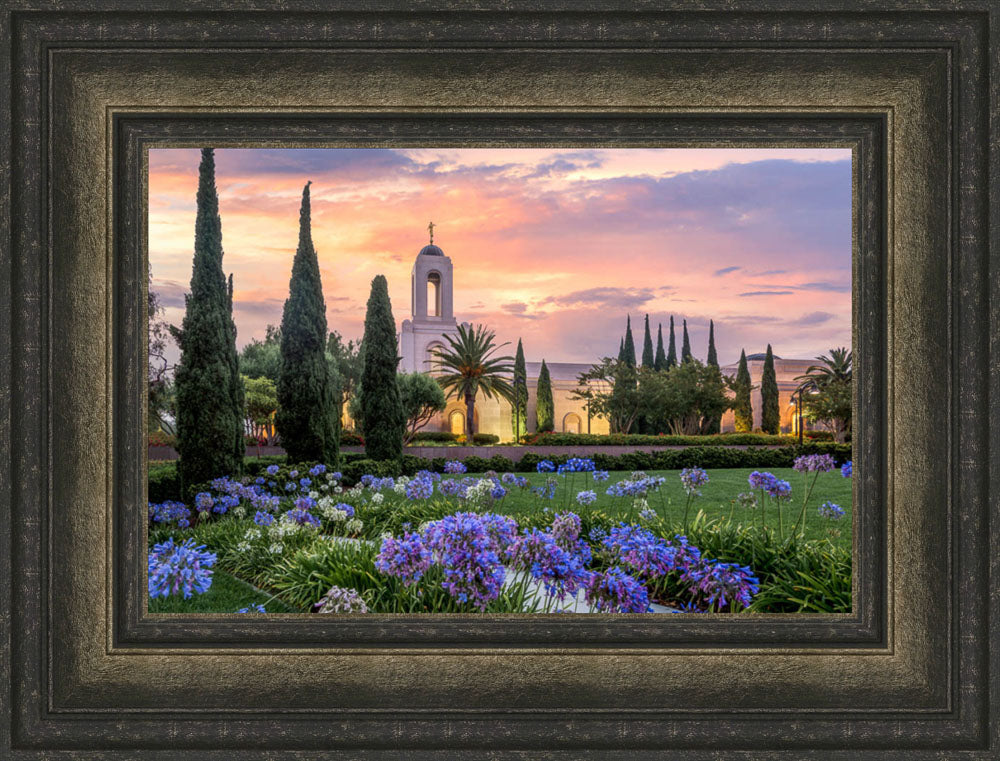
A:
704;319;722;434
536;359;554;433
641;314;655;368
622;316;637;367
733;349;753;432
666;316;677;368
511;338;528;441
654;323;667;371
172;148;244;499
618;337;625;362
761;344;780;434
359;275;405;460
706;319;718;367
681;319;693;363
275;182;339;465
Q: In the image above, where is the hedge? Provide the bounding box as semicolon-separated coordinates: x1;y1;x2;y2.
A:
520;431;843;447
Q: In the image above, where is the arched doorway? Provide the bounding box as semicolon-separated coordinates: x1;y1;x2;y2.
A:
449;410;465;436
562;412;582;434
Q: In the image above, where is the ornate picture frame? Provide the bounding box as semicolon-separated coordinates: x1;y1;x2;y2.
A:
2;2;997;757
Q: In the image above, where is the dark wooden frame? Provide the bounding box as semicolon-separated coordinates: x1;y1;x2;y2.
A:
1;2;997;757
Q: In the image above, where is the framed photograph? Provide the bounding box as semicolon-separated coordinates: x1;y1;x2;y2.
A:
2;2;997;757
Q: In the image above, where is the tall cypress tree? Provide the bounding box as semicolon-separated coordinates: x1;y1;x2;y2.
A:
706;319;718;367
536;359;554;433
172;148;244;499
761;344;780;434
681;319;693;363
704;319;722;434
641;314;655;368
511;338;528;441
666;315;677;368
617;337;624;362
654;323;667;371
275;182;339;465
622;316;637;367
733;349;753;432
360;275;405;460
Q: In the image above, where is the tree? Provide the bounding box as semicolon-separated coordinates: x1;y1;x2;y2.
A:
170;148;244;498
432;323;514;439
704;319;721;433
731;348;754;432
666;315;677;368
243;375;277;457
641;314;655;368
239;324;282;384
622;315;636;367
644;360;732;436
654;323;667;371
706;319;718;367
275;182;340;465
794;347;853;442
618;337;624;362
359;275;405;460
536;359;554;432
681;319;692;363
760;344;780;434
327;330;363;411
511;338;528;441
573;358;642;435
352;373;446;445
147;266;175;433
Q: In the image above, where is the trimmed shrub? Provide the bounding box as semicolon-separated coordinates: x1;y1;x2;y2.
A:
472;433;500;445
409;431;459;443
339;431;364;446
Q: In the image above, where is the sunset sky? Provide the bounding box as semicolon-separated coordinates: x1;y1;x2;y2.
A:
149;147;852;369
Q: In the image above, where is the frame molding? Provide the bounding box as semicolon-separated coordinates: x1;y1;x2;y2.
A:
2;2;996;757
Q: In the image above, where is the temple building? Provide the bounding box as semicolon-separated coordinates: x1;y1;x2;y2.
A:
397;230;609;440
397;229;823;441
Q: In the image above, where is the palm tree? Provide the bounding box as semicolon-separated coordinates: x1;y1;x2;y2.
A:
432;324;515;440
794;347;852;389
794;347;853;442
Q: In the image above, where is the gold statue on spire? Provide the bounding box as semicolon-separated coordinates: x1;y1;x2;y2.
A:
428;221;435;244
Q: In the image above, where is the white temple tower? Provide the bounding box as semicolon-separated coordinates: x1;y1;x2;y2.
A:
399;223;463;373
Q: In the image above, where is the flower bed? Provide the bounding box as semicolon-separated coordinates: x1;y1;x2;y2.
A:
147;456;853;615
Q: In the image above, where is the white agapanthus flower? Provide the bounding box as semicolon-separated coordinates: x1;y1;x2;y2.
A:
344;518;363;534
267;543;284;555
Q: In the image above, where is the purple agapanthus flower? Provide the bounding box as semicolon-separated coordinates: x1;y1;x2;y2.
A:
584;567;650;613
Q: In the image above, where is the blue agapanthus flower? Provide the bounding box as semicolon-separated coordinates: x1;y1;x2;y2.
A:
309;464;326;477
536;460;556;473
148;537;216;600
841;461;853;478
443;460;467;474
818;501;845;520
575;490;597;506
266;464;280;476
236;604;266;613
253;510;274;527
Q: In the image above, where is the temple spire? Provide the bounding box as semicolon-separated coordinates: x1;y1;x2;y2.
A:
428;221;435;244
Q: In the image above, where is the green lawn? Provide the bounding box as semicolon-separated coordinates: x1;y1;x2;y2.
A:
487;467;853;550
147;568;303;614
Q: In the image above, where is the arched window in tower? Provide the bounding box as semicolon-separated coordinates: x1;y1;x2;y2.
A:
427;271;442;317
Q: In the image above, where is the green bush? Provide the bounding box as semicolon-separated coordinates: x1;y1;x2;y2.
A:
472;433;500;445
522;431;800;446
340;458;402;485
148;462;182;503
339;431;364;446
